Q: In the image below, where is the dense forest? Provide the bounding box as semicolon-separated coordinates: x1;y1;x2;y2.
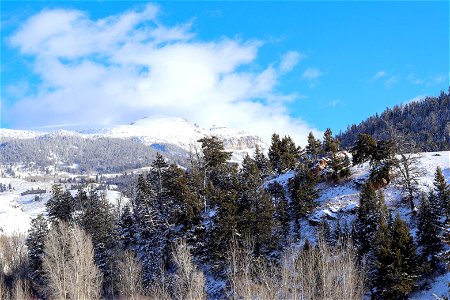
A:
1;129;449;299
337;88;450;152
0;134;188;174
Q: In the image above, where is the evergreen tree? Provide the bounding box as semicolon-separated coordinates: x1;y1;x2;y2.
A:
373;216;391;293
323;128;338;154
418;191;443;273
434;166;450;219
198;135;231;171
165;164;202;228
237;155;275;255
148;152;169;196
46;184;75;224
389;214;418;297
77;188;118;295
254;145;271;178
305;132;322;161
354;183;386;256
289;163;319;228
268;133;283;174
26;214;49;293
131;174;162;285
351;134;395;188
117;203;136;250
268;181;289;243
280;135;299;172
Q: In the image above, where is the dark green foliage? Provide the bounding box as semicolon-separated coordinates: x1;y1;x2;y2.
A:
374;214;418;299
76;187;118;295
268;134;283;173
351;134;377;165
418;191;443;272
26;214;49;293
268;181;289;243
199;135;232;171
46;184;75;224
305;132;322;161
351;134;395;188
289;163;319;226
338;89;450;152
117;203;136;250
323;128;338;153
254;145;271;178
354;183;386;256
268;134;299;174
237;155;275;255
434;166;450;219
322;128;350;181
165;164;202;227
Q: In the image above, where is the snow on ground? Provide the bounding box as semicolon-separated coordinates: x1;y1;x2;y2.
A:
410;272;450;299
0;176;125;234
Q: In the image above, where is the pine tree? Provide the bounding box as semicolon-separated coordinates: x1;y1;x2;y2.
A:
305;132;322;161
323;128;338;154
131;175;162;285
254;145;271;178
117;203;136;250
280;135;299;172
26;214;49;294
289;163;319;228
165;164;202;228
199;135;231;171
148;152;169;196
268;133;283;174
434;166;450;219
373;216;392;297
354;183;386;256
46;184;75;225
77;188;118;296
237;155;275;255
268;181;289;243
389;213;418;298
418;191;443;273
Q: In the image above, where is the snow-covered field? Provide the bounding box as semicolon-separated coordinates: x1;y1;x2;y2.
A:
0;176;123;234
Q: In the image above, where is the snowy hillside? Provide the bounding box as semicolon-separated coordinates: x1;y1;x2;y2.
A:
1;115;267;165
0;128;43;140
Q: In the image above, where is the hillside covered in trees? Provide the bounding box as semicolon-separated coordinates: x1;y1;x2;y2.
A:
1;129;449;299
337;88;450;152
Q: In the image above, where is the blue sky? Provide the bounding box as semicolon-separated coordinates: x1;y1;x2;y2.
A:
1;1;449;144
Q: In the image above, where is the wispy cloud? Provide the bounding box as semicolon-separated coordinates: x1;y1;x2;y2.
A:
326;99;340;108
301;67;322;81
371;70;386;81
3;4;320;144
279;51;304;73
371;70;397;88
407;73;447;87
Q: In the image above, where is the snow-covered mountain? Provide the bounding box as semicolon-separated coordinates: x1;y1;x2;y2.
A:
1;116;267;163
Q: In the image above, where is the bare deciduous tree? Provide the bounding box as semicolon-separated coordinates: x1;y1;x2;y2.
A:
42;222;102;300
228;236;364;300
117;250;144;299
172;239;206;300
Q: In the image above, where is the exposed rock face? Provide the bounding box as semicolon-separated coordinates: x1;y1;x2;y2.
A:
221;135;263;150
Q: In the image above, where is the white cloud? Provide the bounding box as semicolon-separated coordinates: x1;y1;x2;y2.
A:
4;4;320;145
371;70;386;81
301;67;322;81
326;99;340;108
279;51;304;73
